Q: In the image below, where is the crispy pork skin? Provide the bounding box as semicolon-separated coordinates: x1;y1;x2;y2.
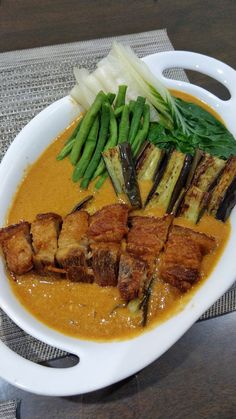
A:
0;222;33;275
118;253;147;301
88;204;129;242
56;211;93;282
127;215;172;260
91;242;120;286
159;225;215;292
31;213;62;272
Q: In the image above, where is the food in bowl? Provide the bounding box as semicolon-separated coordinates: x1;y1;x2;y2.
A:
0;43;235;342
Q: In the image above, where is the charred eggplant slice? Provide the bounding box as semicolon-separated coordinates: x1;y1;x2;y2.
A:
185;149;204;188
119;142;142;208
191;153;226;192
208;156;236;221
135;141;165;181
103;143;142;208
179;153;226;223
70;195;94;213
167;154;193;213
178;186;209;223
172;150;203;216
145;150;192;213
102;147;124;194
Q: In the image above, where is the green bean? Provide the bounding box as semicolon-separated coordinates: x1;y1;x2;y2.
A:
80;102;110;189
64;117;83;146
72;117;99;182
128;100;136;115
128;96;146;144
56;138;75;161
114;85;127;109
107;92;116;104
114;105;124;118
95;172;108;190
132;104;150;156
70;91;106;165
56;117;83;160
118;105;130;144
92;107;118;179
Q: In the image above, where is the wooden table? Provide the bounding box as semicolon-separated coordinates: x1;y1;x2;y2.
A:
1;1;236;418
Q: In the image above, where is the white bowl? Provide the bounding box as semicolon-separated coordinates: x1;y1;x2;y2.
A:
0;51;236;396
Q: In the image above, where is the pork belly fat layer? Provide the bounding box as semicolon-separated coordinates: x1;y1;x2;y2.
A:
56;211;93;283
31;213;62;271
159;225;216;292
0;222;33;275
172;225;216;254
118;253;147;301
91;243;120;287
88;204;129;242
127;215;172;258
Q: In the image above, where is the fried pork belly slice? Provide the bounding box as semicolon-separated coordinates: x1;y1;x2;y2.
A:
91;242;120;286
0;222;33;275
31;213;62;272
88;204;129;242
127;215;172;261
118;253;147;301
159;225;216;292
56;211;93;282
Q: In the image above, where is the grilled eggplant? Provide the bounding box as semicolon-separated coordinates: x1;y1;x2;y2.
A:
171;150;203;216
178;186;208;223
70;195;93;213
208;156;236;221
191;153;226;192
103;142;142;208
102;147;124;194
145;150;193;213
179;153;226;223
135;141;165;181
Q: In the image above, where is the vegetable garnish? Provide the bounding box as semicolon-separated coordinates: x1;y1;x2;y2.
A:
72;116;99;181
208;156;236;221
148;99;236;159
70;91;106;166
70;195;94;214
145;149;193;212
80;101;110;189
139;276;156;327
178;154;226;223
103;142;142;208
56;42;236;222
136;141;165;181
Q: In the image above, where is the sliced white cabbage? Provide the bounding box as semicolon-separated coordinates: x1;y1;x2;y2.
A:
70;42;187;129
94;67;117;93
70;85;88;110
85;73;107;95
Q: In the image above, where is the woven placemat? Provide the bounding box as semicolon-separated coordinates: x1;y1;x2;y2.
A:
0;401;19;419
0;29;235;376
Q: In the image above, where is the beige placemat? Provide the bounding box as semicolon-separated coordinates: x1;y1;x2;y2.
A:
0;29;235;380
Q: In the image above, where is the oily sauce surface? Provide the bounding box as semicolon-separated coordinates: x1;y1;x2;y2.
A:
7;93;230;341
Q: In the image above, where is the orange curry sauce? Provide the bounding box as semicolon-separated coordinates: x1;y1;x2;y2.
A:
7;92;230;341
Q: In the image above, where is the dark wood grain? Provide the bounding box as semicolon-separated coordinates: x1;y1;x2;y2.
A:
1;1;236;418
1;0;236;97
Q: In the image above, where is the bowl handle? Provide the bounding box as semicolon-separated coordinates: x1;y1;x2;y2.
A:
0;340;90;396
143;50;236;135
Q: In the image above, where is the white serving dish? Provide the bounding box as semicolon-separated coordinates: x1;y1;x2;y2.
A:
0;51;235;396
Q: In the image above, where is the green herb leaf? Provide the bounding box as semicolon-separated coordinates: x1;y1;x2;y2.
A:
148;99;236;160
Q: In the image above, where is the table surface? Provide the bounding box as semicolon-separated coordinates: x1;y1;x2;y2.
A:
1;1;236;418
